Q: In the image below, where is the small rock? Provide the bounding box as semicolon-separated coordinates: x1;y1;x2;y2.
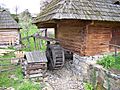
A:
6;87;15;90
43;77;49;82
42;82;53;90
9;75;18;80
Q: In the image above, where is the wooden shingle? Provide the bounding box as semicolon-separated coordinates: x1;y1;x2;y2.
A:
34;0;120;23
0;8;19;29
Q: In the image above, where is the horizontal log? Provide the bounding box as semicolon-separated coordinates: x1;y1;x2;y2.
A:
29;74;43;78
0;57;24;61
24;69;46;75
23;65;47;70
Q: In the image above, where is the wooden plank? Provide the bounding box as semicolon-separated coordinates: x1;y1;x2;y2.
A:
26;65;47;70
25;52;32;63
26;69;45;75
25;51;47;63
0;57;24;61
29;74;43;78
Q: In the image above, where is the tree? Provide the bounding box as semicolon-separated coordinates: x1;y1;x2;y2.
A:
15;5;19;15
19;9;38;50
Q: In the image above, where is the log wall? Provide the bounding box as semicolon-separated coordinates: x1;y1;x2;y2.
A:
85;25;112;56
56;20;88;55
0;29;20;45
55;20;120;56
110;27;120;51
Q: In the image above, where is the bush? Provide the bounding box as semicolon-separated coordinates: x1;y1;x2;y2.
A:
97;55;120;70
97;55;115;69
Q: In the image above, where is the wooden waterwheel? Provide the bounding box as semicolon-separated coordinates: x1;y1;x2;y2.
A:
46;42;65;70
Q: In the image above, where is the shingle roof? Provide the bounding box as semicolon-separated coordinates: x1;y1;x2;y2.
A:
0;8;19;29
34;0;120;23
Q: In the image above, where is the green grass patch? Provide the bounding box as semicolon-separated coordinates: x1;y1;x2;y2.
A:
17;81;41;90
0;52;15;64
84;82;93;90
97;55;120;70
0;52;41;90
1;52;15;58
0;65;41;90
0;66;23;87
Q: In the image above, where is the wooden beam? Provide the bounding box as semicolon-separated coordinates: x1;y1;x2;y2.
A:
37;23;56;28
93;21;120;27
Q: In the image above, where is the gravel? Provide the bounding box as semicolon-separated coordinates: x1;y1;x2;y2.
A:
43;61;84;90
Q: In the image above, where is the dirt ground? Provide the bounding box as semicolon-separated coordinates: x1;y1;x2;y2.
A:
43;61;84;90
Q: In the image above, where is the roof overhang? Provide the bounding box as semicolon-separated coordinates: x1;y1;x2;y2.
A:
33;20;58;28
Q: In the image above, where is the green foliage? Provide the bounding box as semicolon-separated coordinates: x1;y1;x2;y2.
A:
18;9;47;52
112;56;120;70
19;10;42;51
20;25;38;38
0;66;41;90
0;52;23;87
21;36;46;52
20;24;47;51
0;66;23;88
97;55;115;69
84;83;93;90
0;53;41;90
97;55;120;70
17;81;41;90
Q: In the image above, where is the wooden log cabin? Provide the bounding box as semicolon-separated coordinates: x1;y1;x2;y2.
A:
33;0;120;56
0;8;20;46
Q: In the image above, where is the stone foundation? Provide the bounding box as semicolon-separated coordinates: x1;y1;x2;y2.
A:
70;54;120;90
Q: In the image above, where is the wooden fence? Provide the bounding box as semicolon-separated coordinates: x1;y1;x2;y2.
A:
0;57;23;73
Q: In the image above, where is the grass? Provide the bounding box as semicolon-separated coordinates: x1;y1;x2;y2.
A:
84;82;93;90
0;52;15;65
97;54;120;70
0;66;23;88
0;51;41;90
17;81;41;90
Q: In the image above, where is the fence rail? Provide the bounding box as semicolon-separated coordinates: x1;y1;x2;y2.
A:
0;57;24;61
101;43;120;58
0;57;23;73
101;43;120;48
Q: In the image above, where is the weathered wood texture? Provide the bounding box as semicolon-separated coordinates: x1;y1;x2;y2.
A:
25;51;47;63
23;51;47;78
0;29;20;45
85;25;112;55
56;20;88;56
56;20;120;56
110;27;120;51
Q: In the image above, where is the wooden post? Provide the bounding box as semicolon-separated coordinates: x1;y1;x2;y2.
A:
114;47;117;64
39;38;42;50
19;31;22;44
37;38;40;50
114;47;117;57
45;29;47;37
27;37;30;50
33;37;37;50
9;38;11;46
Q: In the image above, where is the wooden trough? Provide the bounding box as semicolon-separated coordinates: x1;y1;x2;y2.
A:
22;51;47;78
